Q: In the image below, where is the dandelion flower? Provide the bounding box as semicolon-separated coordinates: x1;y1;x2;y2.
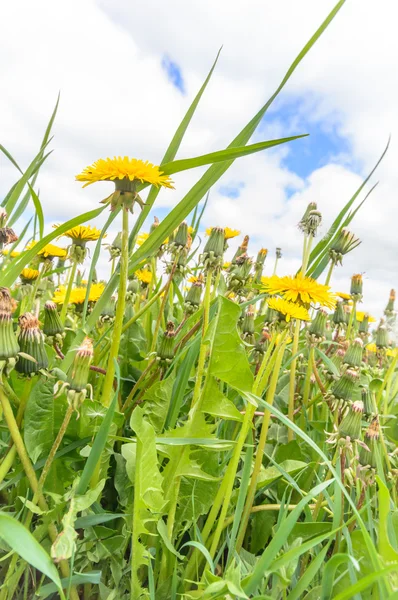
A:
136;269;152;284
53;283;105;305
205;227;240;240
54;224;102;243
267;297;310;322
264;274;336;309
136;233;149;246
2;249;20;258
76;157;174;189
355;311;376;323
336;292;351;301
20;268;40;281
38;243;67;259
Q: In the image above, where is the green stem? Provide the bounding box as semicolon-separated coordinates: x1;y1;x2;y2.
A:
150;260;178;355
235;337;288;552
324;261;334;286
101;208;129;408
191;269;213;408
288;320;301;442
302;345;315;418
345;299;357;340
60;260;78;325
37;404;74;493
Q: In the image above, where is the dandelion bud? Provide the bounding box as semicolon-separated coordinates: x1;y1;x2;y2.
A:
0;288;19;373
231;235;250;265
126;276;139;303
43;301;65;346
338;400;364;440
157;321;175;366
0;210;7;227
361;387;373;417
359;313;370;337
384;289;396;319
264;305;277;326
108;232;122;259
150;216;160;232
228;253;253;294
331;368;359;403
376;320;389;349
0;227;18;247
67;338;93;393
99;296;116;325
359;417;380;468
184;279;203;314
307;308;328;343
333;300;346;326
350;274;363;301
276;247;282;260
174;221;189;248
201;227;224;270
343;338;363;369
241;305;255;345
299;203;322;236
16;313;48;375
253;326;271;358
329;229;361;266
254;248;268;282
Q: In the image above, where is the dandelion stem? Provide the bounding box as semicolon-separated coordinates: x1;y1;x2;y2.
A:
288;319;301;442
191;269;213;408
60;260;78;325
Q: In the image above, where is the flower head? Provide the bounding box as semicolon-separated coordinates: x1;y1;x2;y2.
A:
136;232;149;246
267;297;310;322
136;269;152;284
76;157;174;189
2;249;20;258
336;292;351;301
263;274;336;309
55;224;102;243
355;311;376;323
20;268;40;282
205;227;240;240
53;283;104;305
38;243;67;259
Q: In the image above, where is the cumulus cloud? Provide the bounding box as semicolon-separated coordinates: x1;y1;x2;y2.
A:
0;0;397;318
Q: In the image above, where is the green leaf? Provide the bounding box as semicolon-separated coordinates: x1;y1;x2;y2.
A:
315;347;340;377
0;512;62;591
180;540;215;574
286;543;330;600
321;554;360;600
157;519;184;559
74;513;124;529
256;460;308;489
331;565;398;600
37;571;101;599
376;476;398;563
208;297;254;392
142;372;176;433
24;378;65;463
202;376;243;422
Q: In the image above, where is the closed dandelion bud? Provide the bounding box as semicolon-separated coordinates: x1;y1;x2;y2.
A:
150;216;160;232
174;221;188;248
253;326;271;356
0;288;19;371
127;276;139;301
359;314;370;336
343;338;363;369
384;289;395;318
242;305;255;345
331;368;359;403
254;248;268;282
184;280;203;314
0;210;7;227
43;301;64;345
228;253;252;293
376;320;389;349
232;235;249;265
176;247;188;275
329;229;361;266
67;337;93;393
350;274;363;301
16;313;48;375
276;247;282;260
108;232;122;259
359;418;380;468
99;296;116;325
201;227;224;270
299;203;322;236
308;308;328;343
157;321;175;366
69;243;87;264
0;227;18;247
361;387;373;417
338;400;363;440
264;305;278;325
333;300;346;326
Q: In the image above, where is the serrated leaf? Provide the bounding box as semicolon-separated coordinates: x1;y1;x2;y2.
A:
202;376;243;422
141;372;176;433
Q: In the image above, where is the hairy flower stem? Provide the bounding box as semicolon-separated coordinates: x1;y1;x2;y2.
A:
302;346;315;421
235;336;288;552
324;260;335;286
345;298;357;340
288;319;301;442
301;234;313;275
60;260;78;325
191;269;213;408
37;404;74;493
0;383;77;600
150;259;178;355
101;208;129;408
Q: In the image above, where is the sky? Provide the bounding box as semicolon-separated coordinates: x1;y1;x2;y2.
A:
1;0;397;319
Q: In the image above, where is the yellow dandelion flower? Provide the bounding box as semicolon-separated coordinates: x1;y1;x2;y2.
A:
53;283;105;305
223;262;231;270
336;292;351;301
188;274;204;284
136;269;152;284
38;243;67;259
267;297;310;322
25;241;37;251
264;275;336;309
2;249;20;258
205;227;240;240
188;226;195;235
76;156;174;189
355;311;376;323
366;343;377;353
54;224;102;243
136;232;149;246
387;347;398;357
20;268;40;281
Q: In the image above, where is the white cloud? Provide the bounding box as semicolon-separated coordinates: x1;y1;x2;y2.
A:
1;0;397;320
